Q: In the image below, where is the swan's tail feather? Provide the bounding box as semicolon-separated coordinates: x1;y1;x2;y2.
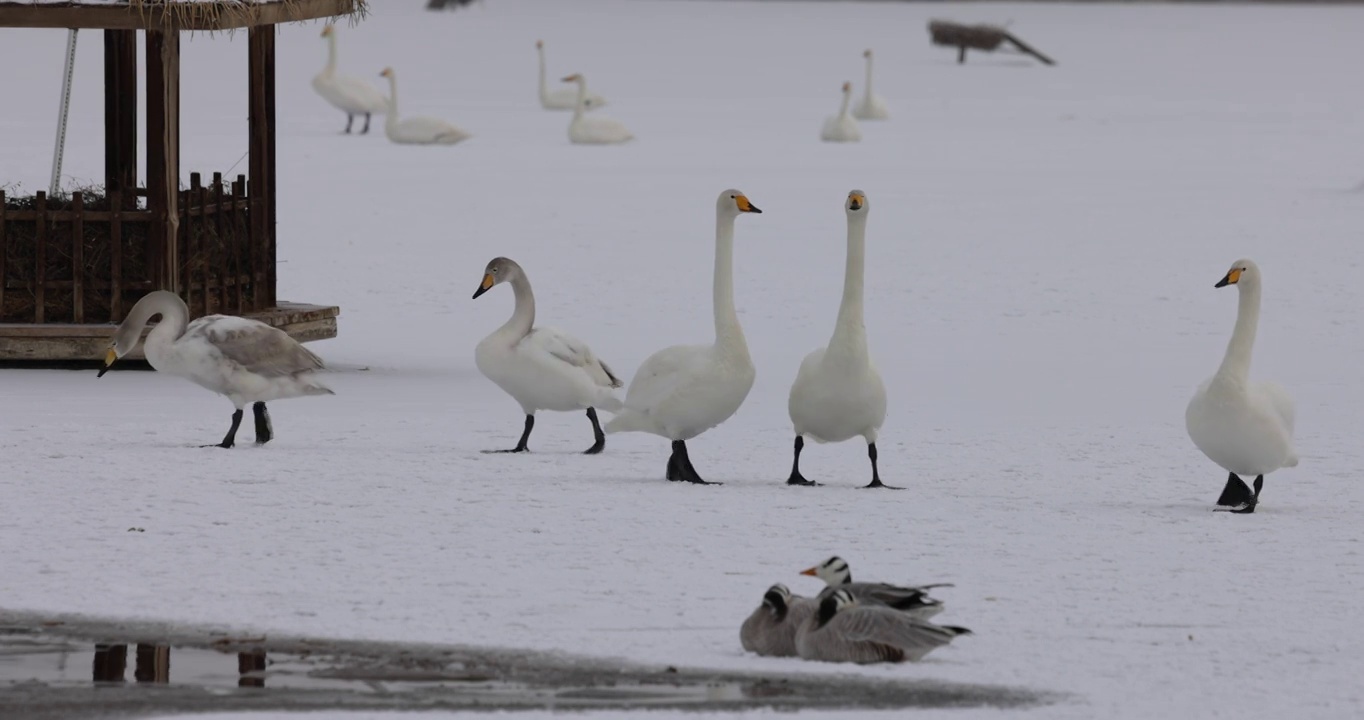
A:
1283;452;1299;468
603;409;648;435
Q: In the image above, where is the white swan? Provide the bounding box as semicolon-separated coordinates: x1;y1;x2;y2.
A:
1185;259;1298;513
473;257;624;454
536;40;606;111
562;74;633;145
379;67;471;145
311;24;387;134
852;49;889;120
97;291;333;448
821;82;862;143
786;190;891;488
603;189;762;484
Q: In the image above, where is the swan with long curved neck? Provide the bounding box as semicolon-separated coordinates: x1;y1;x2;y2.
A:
820;82;862;143
379;67;470;145
97;291;333;448
311;24;387;134
472;257;624;454
786;190;891;489
1185;259;1298;513
561;73;632;144
852;49;889;120
603;189;762;484
536;40;606;111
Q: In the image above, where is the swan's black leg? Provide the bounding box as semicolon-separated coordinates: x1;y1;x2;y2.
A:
666;449;682;481
787;436;819;486
486;414;533;453
203;409;244;449
862;443;903;490
253;402;273;445
1215;472;1254;507
344;114;354;134
1223;475;1265;514
361;113;371;134
674;440;721;485
584;408;606;455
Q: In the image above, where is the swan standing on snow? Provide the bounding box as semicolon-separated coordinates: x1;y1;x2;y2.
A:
562;74;633;144
740;583;817;658
604;190;763;484
378;67;471;145
1185;259;1298;513
795;589;971;664
536;40;606;111
97;291;333;448
473;257;624;454
821;82;862;143
852;49;889;120
311;24;387;134
786;191;892;489
800;556;951;619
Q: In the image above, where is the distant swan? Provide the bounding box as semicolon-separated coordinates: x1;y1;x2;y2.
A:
852;49;889;120
311;24;387;134
1185;259;1298;513
98;291;333;448
536;40;606;111
562;74;633;144
821;82;862;143
379;67;471;145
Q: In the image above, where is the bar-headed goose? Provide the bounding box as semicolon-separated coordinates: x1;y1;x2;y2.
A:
801;556;951;619
739;583;817;658
796;589;971;664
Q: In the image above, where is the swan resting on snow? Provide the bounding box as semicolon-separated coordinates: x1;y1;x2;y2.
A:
473;257;623;454
562;74;633;144
787;190;892;488
536;40;606;111
821;81;862;143
379;67;471;145
312;24;387;134
1185;258;1297;514
853;49;889;121
603;189;762;484
740;583;817;658
98;291;333;448
795;589;971;664
800;556;952;620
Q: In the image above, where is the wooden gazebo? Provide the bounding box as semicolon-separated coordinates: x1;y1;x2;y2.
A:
0;0;365;360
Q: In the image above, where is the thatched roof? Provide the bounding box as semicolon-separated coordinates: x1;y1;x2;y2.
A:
0;0;367;31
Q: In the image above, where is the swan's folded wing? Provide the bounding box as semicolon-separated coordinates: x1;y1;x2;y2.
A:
836;608;956;649
1257;380;1296;436
621;345;709;411
191;316;325;377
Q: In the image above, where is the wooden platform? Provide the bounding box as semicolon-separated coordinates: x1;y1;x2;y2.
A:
0;303;338;361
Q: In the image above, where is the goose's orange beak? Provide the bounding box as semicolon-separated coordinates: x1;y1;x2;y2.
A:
799;566;818;576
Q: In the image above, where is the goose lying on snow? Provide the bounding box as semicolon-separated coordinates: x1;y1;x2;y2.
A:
536;40;606;110
853;49;889;120
801;556;951;619
795;589;971;664
787;190;892;488
473;257;624;454
604;190;762;484
1185;259;1297;514
98;291;333;448
379;67;471;145
312;24;387;134
821;81;862;143
740;583;817;658
562;74;633;144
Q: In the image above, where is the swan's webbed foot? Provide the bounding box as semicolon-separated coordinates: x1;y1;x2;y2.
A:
203;409;244;449
343;114;354;134
862;478;905;490
253;402;273;445
786;435;821;486
583;408;606;455
672;440;721;485
1215;472;1255;507
1216;475;1263;514
860;443;904;490
361;113;371;134
666;451;682;481
483;414;533;454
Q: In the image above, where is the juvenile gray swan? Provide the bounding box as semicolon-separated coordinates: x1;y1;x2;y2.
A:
739;583;817;657
796;589;971;664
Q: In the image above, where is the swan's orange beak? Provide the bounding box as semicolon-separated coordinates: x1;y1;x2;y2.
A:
799;566;818;577
849;193;864;211
97;348;116;378
735;195;762;214
472;273;494;299
1215;268;1242;288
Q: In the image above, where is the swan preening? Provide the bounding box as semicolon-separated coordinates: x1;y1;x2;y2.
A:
1186;259;1298;514
821;81;862;143
97;291;334;448
786;191;891;488
562;74;633;144
852;49;889;120
603;189;762;484
312;24;388;134
379;67;471;145
473;257;624;454
537;40;606;111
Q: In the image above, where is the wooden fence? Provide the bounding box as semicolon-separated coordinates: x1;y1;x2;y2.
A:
0;171;272;325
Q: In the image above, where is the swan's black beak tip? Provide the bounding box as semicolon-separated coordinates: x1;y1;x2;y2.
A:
472;287;487;300
747;205;762;214
1214;276;1230;288
97;365;110;378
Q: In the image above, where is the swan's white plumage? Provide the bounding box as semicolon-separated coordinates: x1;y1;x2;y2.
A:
311;25;387;125
379;67;471;145
1186;259;1299;478
536;40;606;111
562;74;632;144
821;82;862;143
604;190;761;441
852;49;890;121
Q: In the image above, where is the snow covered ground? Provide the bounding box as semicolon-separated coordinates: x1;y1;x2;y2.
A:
4;1;1364;718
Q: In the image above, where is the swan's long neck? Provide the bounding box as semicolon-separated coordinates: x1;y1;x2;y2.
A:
118;291;189;356
838;88;851;118
1216;283;1261;382
863;56;874;97
384;74;399;124
537;47;549;103
324;34;338;76
828;214;868;357
713;214;747;356
572;79;587;122
496;275;536;341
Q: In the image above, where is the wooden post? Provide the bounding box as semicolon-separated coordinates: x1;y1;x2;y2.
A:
109;188;123;322
72;191;84;322
238;649;267;688
34;191;47;324
146;28;181;295
103;29;137;205
213;172;226;314
134;644;170;683
958;46;967;64
248;25;277;310
0;190;6;320
188;172;201;315
93;644;128;683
